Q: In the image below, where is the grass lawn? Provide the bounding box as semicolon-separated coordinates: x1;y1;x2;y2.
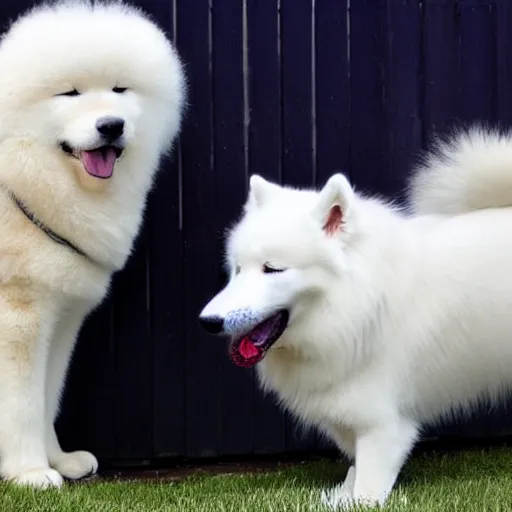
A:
1;448;512;511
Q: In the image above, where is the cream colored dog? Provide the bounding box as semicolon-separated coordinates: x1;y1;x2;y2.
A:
0;0;184;488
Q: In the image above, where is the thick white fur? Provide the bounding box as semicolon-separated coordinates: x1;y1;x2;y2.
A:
409;126;512;215
201;127;512;508
0;0;184;488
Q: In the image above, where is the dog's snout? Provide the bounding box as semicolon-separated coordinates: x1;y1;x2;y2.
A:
96;116;125;140
199;315;224;335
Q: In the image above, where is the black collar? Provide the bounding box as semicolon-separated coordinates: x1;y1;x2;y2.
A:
10;192;91;261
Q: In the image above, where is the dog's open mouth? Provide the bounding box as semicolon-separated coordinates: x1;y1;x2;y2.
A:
61;142;123;179
230;310;289;368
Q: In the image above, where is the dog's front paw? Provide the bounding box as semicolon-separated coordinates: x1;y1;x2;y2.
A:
7;467;63;489
320;465;357;510
321;486;353;510
51;450;98;480
321;486;381;510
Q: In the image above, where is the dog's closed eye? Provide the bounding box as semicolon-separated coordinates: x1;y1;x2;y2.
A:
56;89;80;97
263;264;286;274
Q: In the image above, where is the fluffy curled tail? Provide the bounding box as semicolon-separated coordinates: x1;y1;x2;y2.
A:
408;127;512;216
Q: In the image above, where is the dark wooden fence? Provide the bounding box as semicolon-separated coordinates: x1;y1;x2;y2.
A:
1;0;512;465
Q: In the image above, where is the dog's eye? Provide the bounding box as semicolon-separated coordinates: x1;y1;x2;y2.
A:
113;87;127;93
263;264;285;274
235;265;241;275
57;89;80;97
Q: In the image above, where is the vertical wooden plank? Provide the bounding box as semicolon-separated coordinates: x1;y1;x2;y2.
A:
386;0;422;199
280;0;315;188
246;0;287;455
211;0;255;456
349;0;390;197
422;0;459;142
139;0;187;459
149;153;185;459
457;0;496;125
177;0;222;458
314;0;350;187
247;0;282;185
111;232;153;460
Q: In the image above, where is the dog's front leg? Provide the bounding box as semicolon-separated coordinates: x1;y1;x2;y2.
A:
46;303;98;480
0;299;62;488
322;418;417;509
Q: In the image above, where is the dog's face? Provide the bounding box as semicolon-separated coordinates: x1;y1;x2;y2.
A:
48;82;141;188
0;2;185;191
199;174;355;368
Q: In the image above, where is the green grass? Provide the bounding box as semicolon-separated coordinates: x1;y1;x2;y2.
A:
2;448;512;511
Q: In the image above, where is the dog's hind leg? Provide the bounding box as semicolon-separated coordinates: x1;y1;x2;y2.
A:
0;291;63;488
45;301;98;481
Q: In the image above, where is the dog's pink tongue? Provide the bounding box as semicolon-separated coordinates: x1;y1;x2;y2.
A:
230;337;264;368
239;338;259;359
81;148;117;178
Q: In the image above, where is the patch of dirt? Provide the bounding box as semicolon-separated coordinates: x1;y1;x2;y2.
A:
83;454;332;484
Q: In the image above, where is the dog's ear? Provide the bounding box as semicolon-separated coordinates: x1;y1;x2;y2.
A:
312;173;354;236
245;175;281;211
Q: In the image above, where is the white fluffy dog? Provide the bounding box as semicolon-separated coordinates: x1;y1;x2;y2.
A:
201;127;512;508
0;0;184;488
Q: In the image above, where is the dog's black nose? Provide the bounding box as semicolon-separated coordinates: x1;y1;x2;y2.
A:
199;315;224;335
96;116;125;140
